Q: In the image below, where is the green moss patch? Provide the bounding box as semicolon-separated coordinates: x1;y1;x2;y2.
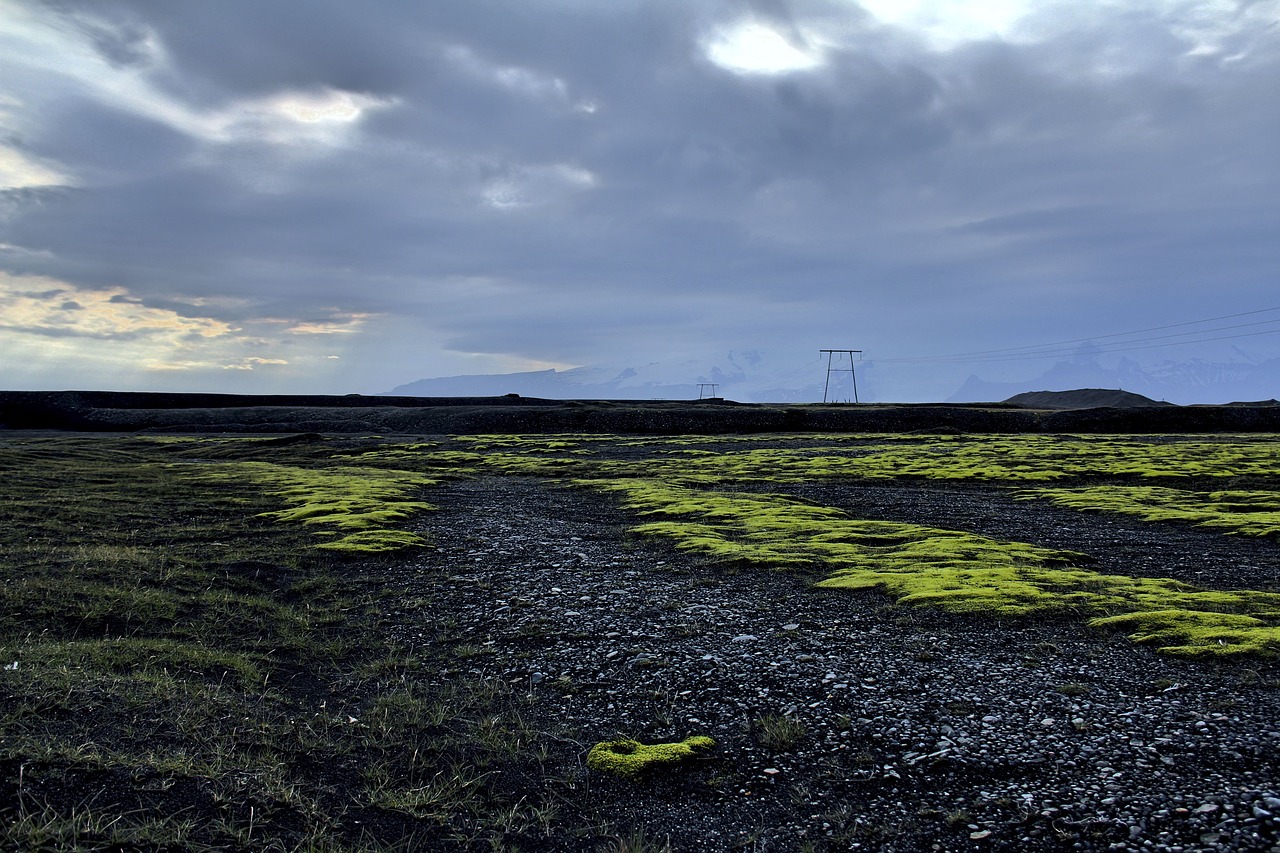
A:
457;433;1280;487
1090;609;1280;657
586;735;715;778
584;478;1082;584
813;435;1280;483
1017;486;1280;538
583;478;1280;657
190;461;437;553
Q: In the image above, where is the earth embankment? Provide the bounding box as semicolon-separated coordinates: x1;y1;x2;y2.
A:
3;390;1280;434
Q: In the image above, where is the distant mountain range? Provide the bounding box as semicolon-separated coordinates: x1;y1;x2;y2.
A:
384;351;835;403
384;350;1280;405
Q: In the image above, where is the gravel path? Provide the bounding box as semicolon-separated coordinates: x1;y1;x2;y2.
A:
390;477;1280;852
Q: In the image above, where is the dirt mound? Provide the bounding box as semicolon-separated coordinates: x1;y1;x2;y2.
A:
1004;388;1176;410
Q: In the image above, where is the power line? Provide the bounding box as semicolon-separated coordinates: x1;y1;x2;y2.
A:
877;306;1280;365
887;305;1280;361
768;354;825;384
906;326;1280;365
883;319;1280;365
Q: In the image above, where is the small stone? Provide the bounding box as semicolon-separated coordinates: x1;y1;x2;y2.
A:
970;830;992;840
763;767;780;775
732;634;758;643
1193;804;1219;814
782;623;800;631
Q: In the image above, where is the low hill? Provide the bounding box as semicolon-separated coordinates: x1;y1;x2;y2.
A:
1004;389;1177;410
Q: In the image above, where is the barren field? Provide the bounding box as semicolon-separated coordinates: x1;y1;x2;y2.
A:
2;431;1279;852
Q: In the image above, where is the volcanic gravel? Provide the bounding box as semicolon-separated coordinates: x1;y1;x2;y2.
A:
785;482;1280;593
388;477;1280;852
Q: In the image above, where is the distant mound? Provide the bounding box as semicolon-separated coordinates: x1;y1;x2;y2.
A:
1218;399;1280;408
1004;389;1177;410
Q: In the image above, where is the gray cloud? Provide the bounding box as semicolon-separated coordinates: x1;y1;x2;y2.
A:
1;0;1277;396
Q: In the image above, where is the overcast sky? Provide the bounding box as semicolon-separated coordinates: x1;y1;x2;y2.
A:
2;0;1278;398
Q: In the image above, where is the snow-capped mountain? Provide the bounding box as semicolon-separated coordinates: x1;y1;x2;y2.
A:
383;351;846;403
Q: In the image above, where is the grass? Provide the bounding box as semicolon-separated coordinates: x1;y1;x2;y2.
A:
0;434;598;851
754;714;807;751
0;436;353;849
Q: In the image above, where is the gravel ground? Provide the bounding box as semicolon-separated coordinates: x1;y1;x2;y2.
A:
388;477;1280;852
784;482;1280;593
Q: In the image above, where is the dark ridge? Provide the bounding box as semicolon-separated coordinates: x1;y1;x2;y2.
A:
4;390;1280;434
1213;399;1280;408
1003;388;1176;409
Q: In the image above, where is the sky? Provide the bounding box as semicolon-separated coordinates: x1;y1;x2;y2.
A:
1;0;1278;400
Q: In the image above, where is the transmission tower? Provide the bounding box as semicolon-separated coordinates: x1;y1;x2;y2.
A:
820;349;862;403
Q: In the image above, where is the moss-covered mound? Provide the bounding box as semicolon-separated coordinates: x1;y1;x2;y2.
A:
1017;486;1280;538
586;736;715;778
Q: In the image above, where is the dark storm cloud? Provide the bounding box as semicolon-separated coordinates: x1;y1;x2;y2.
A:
27;95;196;181
2;0;1278;394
